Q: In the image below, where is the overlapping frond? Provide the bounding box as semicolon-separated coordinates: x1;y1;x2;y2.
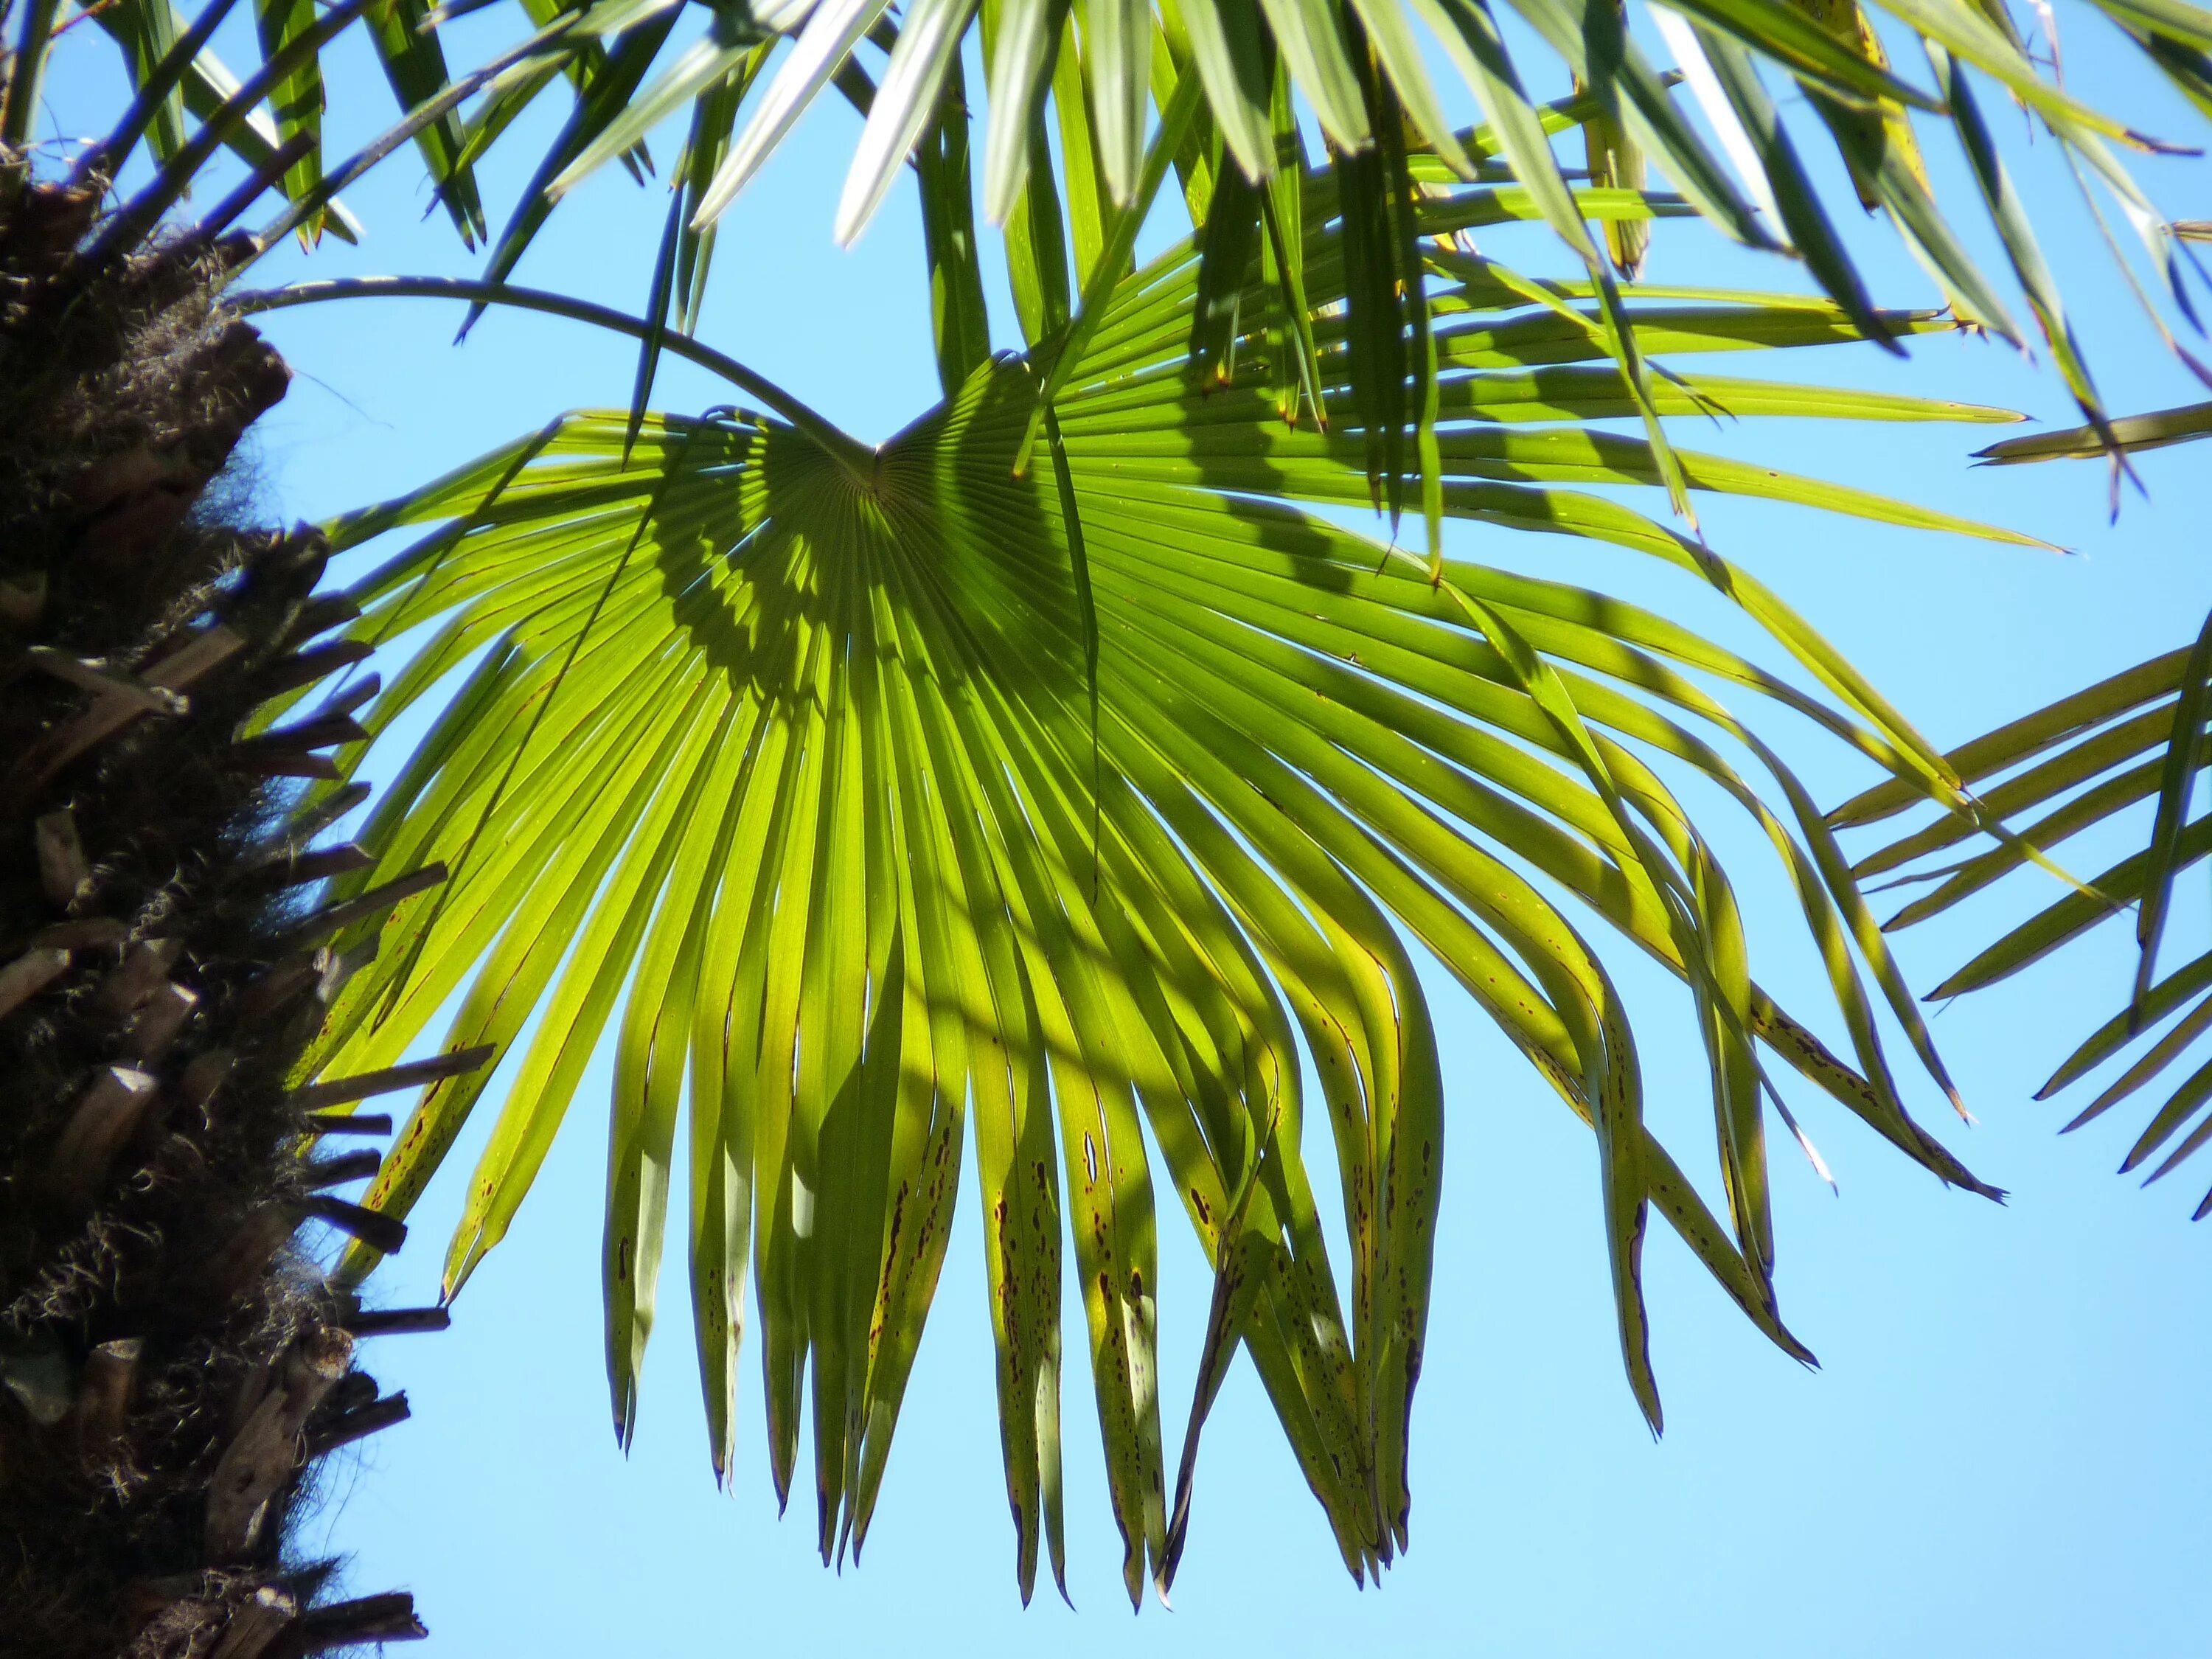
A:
1841;608;2212;1218
55;0;505;245
60;0;2212;557
354;0;2212;453
274;203;2021;1596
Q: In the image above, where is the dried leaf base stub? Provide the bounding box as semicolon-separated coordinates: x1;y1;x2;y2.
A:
0;156;437;1659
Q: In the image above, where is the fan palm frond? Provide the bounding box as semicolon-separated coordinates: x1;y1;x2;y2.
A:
13;0;605;276
1840;603;2212;1218
253;181;2025;1599
54;0;502;243
62;0;2212;549
1848;394;2212;1219
341;0;2212;457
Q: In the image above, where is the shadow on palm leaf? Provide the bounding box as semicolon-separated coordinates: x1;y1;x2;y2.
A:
250;213;2032;1605
36;0;2206;1623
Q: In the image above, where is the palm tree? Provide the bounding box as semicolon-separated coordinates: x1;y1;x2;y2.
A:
206;0;2212;1598
10;0;2207;1632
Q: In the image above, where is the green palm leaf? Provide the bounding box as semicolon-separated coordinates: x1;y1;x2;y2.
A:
1850;395;2212;1220
1976;400;2212;465
56;0;2212;476
648;0;2202;421
74;0;2166;552
268;193;2020;1596
1843;619;2212;1218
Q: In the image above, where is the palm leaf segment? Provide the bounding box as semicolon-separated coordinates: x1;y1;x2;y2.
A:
495;0;2208;449
1846;413;2212;1219
40;0;495;246
1841;623;2212;1219
283;164;2023;1600
56;0;2211;510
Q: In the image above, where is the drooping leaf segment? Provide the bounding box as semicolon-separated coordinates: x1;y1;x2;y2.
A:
248;158;2035;1596
38;0;2200;1601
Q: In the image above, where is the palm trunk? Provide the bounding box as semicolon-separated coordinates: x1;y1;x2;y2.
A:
1;153;431;1659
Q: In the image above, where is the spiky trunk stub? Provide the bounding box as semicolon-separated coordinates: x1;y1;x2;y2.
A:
1;155;448;1658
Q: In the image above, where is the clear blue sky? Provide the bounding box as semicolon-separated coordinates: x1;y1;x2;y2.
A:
44;13;2212;1654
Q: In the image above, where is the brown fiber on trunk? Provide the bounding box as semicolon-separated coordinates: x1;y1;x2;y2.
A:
1;153;442;1659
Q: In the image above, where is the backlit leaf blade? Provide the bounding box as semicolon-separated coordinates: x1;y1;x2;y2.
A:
290;204;2019;1589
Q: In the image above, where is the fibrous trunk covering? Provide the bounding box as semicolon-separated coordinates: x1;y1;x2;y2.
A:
1;158;445;1658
